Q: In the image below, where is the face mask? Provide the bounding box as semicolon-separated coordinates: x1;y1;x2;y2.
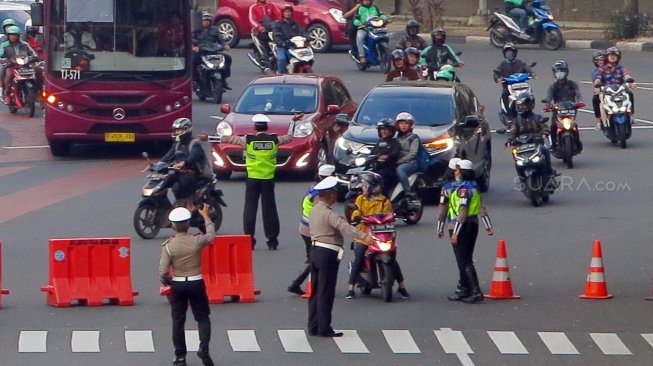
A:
504;51;515;61
455;176;462;183
555;71;566;80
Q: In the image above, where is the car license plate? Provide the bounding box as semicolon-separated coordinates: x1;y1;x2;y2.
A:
105;133;135;142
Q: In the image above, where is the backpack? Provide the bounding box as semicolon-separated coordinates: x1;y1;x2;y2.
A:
189;139;215;179
409;134;430;170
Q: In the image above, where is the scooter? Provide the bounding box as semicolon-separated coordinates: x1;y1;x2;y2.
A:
272;35;315;74
348;17;390;73
487;0;563;50
247;29;276;73
3;55;40;117
350;213;398;302
543;100;585;169
133;153;226;239
498;69;535;128
194;44;227;104
598;83;634;149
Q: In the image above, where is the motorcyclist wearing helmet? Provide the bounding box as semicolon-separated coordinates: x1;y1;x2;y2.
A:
592;47;635;126
157;118;212;201
404;47;422;75
419;27;463;80
397;19;426;50
394;111;420;198
272;4;304;74
492;43;532;119
591;50;606;129
504;0;535;35
0;26;37;105
343;0;362;58
193;12;232;90
0;18;18;95
543;60;583;153
369;118;401;196
435;64;456;82
509;91;554;177
346;172;410;299
385;49;419;81
24;23;44;59
353;0;389;64
249;0;282;63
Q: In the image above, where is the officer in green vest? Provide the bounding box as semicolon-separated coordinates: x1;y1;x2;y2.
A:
219;113;302;249
437;159;493;303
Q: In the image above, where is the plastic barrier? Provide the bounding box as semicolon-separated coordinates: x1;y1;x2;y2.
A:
579;240;612;299
0;242;10;308
40;238;139;307
485;240;520;299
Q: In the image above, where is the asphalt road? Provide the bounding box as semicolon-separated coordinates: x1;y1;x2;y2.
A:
1;44;652;366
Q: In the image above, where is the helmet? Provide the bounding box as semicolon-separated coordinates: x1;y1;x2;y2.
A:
5;25;21;35
201;11;212;21
26;26;39;35
551;60;569;81
406;19;420;36
2;18;17;29
391;49;405;61
592;50;606;67
456;159;473;171
431;27;446;45
435;68;454;82
606;46;621;64
358;171;384;195
515;91;535;114
282;4;294;13
318;164;335;177
502;42;517;61
171;117;193;142
252;113;271;125
169;207;191;222
395;111;414;124
376;118;396;137
404;47;420;57
447;157;461;170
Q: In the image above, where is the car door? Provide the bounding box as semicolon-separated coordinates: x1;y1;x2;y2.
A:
454;86;480;163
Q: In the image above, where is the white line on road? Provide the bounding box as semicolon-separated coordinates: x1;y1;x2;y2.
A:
277;329;313;353
580;80;653;91
577;108;653;125
434;328;474;366
641;334;653;349
333;330;369;353
590;333;632;355
71;330;100;353
537;332;580;355
124;330;155;352
227;330;261;352
1;145;49;149
18;330;47;353
185;330;200;352
487;331;529;354
383;329;421;354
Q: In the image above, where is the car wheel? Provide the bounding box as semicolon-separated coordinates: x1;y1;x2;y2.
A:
307;23;331;53
216;18;239;48
317;143;329;166
49;141;70;156
477;144;492;193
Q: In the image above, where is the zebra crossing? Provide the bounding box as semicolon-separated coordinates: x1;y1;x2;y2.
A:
12;328;653;363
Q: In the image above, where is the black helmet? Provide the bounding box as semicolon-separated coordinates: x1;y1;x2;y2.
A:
551;60;569;80
606;46;621;64
404;47;420;57
391;49;405;61
171;117;193;142
406;19;420;36
26;25;40;35
431;27;446;45
502;42;517;61
592;50;606;67
358;171;384;195
376;118;396;137
515;91;535;115
201;11;212;21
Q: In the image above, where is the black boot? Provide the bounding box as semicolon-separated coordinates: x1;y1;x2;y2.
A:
447;279;469;301
461;266;484;304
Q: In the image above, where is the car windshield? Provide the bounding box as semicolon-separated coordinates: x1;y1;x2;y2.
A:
234;84;318;114
354;89;455;126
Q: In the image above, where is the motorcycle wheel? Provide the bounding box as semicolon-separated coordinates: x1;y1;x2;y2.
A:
490;26;511;48
403;198;423;225
528;176;542;207
378;46;390;74
356;61;367;71
381;262;395;303
362;287;372;295
617;123;628;149
542;28;563;51
562;135;574;169
24;87;36;118
9;105;17;113
133;202;161;239
212;79;223;104
296;64;313;74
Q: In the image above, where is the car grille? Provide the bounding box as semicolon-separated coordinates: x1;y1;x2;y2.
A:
225;149;292;166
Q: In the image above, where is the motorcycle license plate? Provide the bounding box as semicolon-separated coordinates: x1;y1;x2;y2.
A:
105;132;135;142
517;143;535;152
371;224;394;232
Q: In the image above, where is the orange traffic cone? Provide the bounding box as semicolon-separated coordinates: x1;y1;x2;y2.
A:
301;274;312;299
485;240;520;299
579;240;612;299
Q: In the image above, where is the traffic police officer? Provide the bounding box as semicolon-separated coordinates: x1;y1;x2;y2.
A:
307;176;373;337
437;160;493;304
159;206;215;366
220;113;302;249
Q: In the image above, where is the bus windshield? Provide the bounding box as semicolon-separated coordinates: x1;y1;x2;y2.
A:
48;0;188;79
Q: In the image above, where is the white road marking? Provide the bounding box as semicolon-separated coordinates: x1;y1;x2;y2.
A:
71;330;100;352
227;330;261;352
434;328;474;366
333;330;369;353
488;331;529;354
185;330;200;352
18;330;47;353
641;334;653;349
1;145;50;149
277;329;313;353
590;333;632;355
383;329;421;354
537;332;580;355
124;330;155;352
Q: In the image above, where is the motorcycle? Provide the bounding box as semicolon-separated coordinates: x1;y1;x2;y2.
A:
543;100;585;169
598;84;634;149
348;17;390;73
350;213;398;302
273;35;314;74
498;129;558;207
487;0;563;50
420;52;463;81
498;69;535;128
3;55;40;117
248;29;276;73
194;44;227;104
133;154;227;239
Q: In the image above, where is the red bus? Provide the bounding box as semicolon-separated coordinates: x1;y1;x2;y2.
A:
30;0;194;156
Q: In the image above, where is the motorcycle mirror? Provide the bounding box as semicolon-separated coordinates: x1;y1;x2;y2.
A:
326;105;341;115
495;129;507;135
529;62;537;67
455;51;462;56
142;152;149;159
335;113;350;124
541;117;550;123
540;99;548;103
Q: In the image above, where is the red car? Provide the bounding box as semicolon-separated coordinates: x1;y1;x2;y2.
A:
211;74;357;179
213;0;349;53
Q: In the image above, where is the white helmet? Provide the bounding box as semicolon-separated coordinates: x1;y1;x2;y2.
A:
456;159;473;170
395;111;415;124
448;157;461;170
318;164;335;177
169;207;191;222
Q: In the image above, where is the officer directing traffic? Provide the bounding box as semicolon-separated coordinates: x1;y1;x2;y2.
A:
307;176;373;337
159;206;216;366
219;113;302;250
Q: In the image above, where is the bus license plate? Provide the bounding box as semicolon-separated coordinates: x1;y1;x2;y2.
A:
105;133;135;142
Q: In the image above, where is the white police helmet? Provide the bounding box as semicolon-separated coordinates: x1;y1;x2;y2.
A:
318;164;335;177
169;207;191;222
448;157;461;170
456;159;473;170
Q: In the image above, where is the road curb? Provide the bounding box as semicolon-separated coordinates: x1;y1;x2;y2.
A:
445;35;653;52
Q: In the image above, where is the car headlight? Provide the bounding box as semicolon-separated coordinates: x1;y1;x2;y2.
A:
336;136;365;152
216;121;233;136
293;120;314;138
424;136;454;154
329;8;346;24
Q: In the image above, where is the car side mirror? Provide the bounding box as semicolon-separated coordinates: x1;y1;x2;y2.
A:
326;104;341;115
220;104;231;114
540;99;548;103
460;115;480;129
336;113;350;124
30;3;44;26
496;129;507;135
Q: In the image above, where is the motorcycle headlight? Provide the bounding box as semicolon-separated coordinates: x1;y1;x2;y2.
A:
336;136;365;152
293;120;314;138
329;8;346;24
424;136;454;155
561;118;572;130
16;58;26;65
377;241;392;252
354;157;367;166
143;187;155;196
216;121;233;136
532;156;541;163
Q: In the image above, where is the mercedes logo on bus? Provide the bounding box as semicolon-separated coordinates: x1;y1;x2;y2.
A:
113;108;126;120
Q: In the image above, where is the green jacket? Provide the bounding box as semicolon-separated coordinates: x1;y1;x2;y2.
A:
353;4;388;28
